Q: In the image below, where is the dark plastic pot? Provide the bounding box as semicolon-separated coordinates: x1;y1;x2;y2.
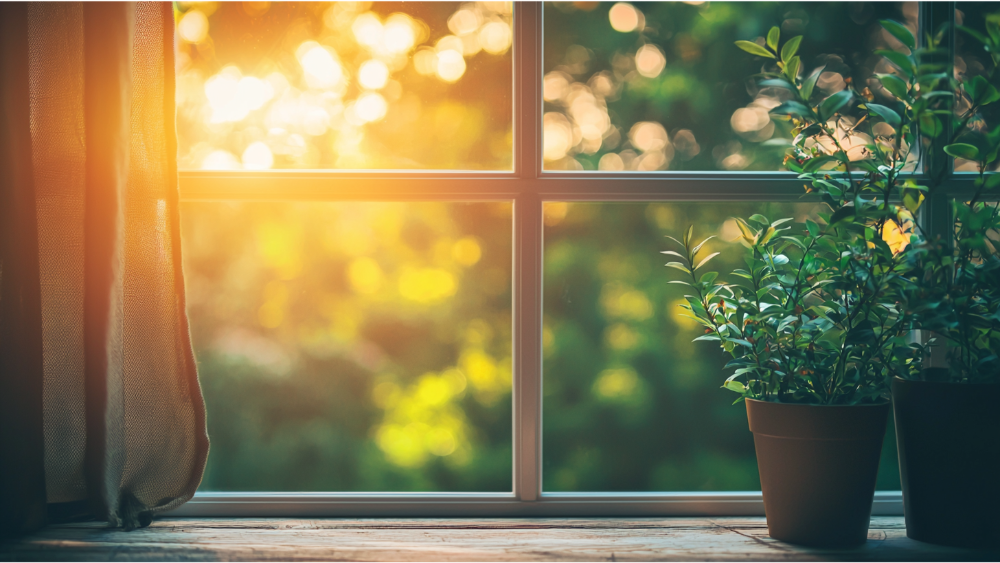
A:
892;375;1000;548
746;398;889;547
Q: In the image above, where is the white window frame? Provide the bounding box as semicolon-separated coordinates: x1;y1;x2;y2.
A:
171;1;974;517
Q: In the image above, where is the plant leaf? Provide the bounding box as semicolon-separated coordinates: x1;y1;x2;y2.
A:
766;26;780;51
694;252;722;271
880;19;915;50
944;143;980;161
802;154;839;173
903;190;925;214
691;235;716;255
784;55;801;82
829;206;856;227
723;380;747;393
969;75;1000;106
735;40;775;59
781;35;802;63
875;50;915;78
877;73;909;100
865;103;901;128
800;65;825;101
819;90;853;120
664;262;692;274
771;100;812;117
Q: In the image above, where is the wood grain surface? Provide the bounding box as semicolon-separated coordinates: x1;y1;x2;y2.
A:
2;517;997;561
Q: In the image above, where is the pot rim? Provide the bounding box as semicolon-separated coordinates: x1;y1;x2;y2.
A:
745;397;890;408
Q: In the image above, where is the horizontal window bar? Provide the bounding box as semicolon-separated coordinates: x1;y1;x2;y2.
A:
178;171;975;202
166;491;902;517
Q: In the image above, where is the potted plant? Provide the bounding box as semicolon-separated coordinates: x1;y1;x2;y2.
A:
891;20;1000;548
664;21;925;547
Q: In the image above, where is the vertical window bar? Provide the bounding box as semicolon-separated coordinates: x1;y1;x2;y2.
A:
919;1;957;240
512;1;543;502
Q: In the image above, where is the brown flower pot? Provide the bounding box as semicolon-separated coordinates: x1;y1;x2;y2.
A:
892;375;1000;548
746;398;889;547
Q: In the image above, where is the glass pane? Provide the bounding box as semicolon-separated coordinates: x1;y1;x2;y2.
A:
181;202;512;491
175;2;513;171
955;2;1000;172
542;202;900;492
542;1;916;171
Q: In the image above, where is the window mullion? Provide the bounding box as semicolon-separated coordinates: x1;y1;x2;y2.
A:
918;1;957;241
512;1;543;502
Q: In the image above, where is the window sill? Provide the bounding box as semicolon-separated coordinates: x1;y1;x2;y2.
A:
4;516;996;561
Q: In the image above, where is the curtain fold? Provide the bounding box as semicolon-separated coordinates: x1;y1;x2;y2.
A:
0;2;209;535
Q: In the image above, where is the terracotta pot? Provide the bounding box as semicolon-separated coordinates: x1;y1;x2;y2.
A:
746;398;889;547
892;375;1000;548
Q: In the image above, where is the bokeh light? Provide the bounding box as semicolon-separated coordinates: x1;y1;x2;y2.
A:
178;9;209;43
436;49;467;82
358;59;390;89
608;3;640;32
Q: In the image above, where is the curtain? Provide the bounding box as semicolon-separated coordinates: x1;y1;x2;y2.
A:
1;2;209;535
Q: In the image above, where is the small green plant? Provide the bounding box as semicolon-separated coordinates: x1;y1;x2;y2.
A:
665;21;938;404
901;19;1000;384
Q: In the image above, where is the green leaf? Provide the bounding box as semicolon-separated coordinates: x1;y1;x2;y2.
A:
781;35;802;63
919;112;942;138
806;219;820;237
694;252;722;271
865;103;901;128
723;380;747;394
877;73;909;100
802;155;838;173
944;143;981;161
766;26;780;51
829;206;856;227
880;19;915;50
700;271;719;285
759;78;795;89
819;90;853;120
903;190;925;214
691;235;716;255
748;214;770;226
969;75;1000;106
664;262;692;274
875;50;915;78
800;65;825;102
784;55;801;82
735;40;775;59
771;101;812;117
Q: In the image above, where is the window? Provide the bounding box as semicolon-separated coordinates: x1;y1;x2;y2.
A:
172;2;979;517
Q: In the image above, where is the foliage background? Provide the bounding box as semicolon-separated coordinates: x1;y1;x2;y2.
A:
177;1;916;492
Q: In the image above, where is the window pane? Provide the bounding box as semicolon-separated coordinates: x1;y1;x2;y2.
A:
175;2;513;171
181;202;512;491
955;2;1000;172
542;202;900;491
542;2;915;172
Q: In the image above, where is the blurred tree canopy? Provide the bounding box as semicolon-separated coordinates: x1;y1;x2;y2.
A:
179;2;915;493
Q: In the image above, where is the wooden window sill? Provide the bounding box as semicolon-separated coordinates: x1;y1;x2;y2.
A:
3;517;998;561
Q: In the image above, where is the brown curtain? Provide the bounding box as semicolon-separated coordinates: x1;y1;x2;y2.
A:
0;2;208;535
